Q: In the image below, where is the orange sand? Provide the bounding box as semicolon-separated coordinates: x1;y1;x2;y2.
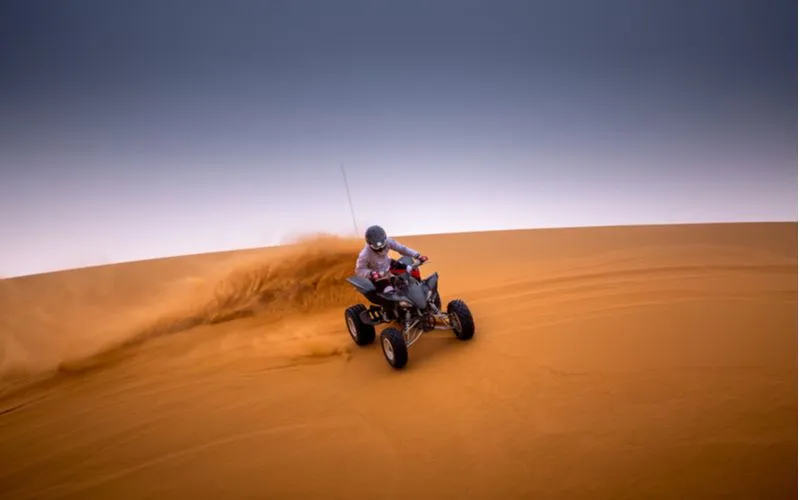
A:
0;222;796;499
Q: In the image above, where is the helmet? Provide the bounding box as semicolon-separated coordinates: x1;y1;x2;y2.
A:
365;225;388;252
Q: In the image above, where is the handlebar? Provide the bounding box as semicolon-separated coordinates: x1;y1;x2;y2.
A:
401;258;427;277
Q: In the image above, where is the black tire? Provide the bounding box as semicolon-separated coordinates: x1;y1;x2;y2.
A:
447;299;475;341
345;304;376;346
380;327;408;369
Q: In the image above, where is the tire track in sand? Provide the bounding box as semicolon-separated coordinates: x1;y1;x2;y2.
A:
455;260;796;333
458;263;796;305
8;420;377;500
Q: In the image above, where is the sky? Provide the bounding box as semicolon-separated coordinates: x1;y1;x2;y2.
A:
0;0;797;277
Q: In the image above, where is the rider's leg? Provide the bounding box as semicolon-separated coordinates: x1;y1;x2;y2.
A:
365;278;396;321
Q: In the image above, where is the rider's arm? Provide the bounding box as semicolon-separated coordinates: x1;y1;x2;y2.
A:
354;247;374;279
387;238;420;259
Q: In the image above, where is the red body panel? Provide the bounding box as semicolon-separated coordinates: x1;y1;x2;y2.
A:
390;267;421;279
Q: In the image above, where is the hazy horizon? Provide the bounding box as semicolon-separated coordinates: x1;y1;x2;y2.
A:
1;0;796;278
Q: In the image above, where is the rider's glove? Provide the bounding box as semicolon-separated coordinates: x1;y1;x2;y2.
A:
417;255;428;263
370;271;382;281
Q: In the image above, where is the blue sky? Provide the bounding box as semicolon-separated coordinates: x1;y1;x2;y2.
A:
0;0;796;277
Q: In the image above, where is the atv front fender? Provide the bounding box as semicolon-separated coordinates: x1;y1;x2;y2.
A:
424;272;439;292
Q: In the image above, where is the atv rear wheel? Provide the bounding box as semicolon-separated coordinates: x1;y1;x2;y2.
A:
447;299;475;341
345;304;376;346
380;327;408;369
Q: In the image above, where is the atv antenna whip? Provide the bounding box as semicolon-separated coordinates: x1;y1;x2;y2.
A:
340;163;359;237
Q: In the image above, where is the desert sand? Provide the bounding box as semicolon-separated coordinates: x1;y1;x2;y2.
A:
0;222;796;499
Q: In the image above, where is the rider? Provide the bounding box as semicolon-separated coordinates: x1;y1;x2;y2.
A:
355;225;428;297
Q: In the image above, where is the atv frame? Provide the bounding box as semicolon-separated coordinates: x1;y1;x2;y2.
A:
344;256;475;369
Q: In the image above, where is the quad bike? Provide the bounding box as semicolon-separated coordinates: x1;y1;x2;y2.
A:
343;256;475;369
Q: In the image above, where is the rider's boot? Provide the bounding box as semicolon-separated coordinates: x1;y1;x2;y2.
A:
381;306;395;323
380;301;401;323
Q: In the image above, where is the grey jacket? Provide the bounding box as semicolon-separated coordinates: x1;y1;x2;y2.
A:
355;238;420;279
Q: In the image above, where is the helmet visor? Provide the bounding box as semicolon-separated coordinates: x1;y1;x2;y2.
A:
369;239;387;251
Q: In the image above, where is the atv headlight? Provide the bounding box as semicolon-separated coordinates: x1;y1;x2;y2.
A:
399;301;411;308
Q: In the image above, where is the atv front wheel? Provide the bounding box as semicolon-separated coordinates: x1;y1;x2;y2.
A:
447;299;475;341
380;327;408;369
345;304;376;346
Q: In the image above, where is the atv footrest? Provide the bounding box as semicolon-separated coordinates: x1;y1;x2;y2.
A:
359;306;384;326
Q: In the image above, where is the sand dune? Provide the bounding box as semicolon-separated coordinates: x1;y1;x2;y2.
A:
0;222;796;499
